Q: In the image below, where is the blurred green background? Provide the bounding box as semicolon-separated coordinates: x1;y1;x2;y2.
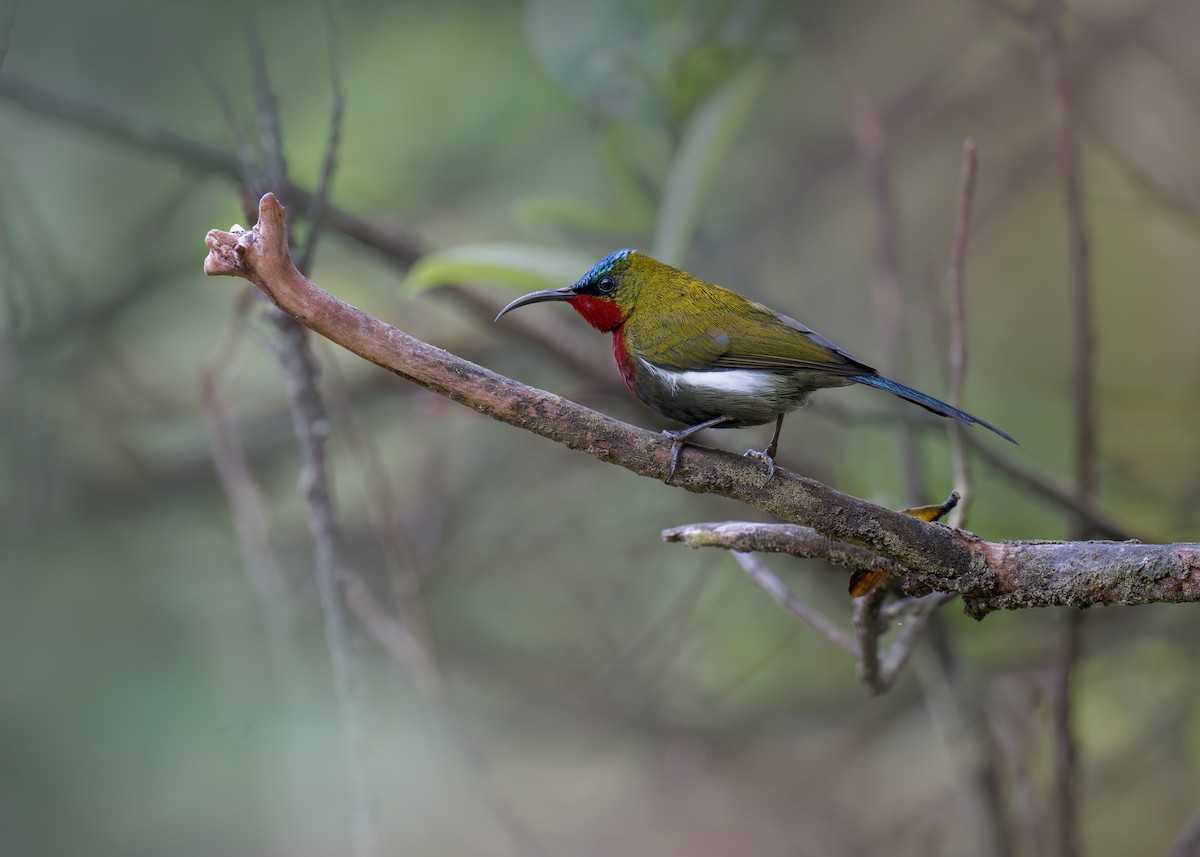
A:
2;0;1199;854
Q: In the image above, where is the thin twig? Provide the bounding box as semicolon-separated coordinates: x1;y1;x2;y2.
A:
832;54;925;503
917;616;1013;857
879;593;955;681
246;22;288;199
326;356;552;857
964;429;1138;541
244;32;376;857
853;586;888;693
1036;0;1095;541
0;77;426;265
274;314;378;857
946;139;979;530
731;552;855;655
856;587;953;695
1051;609;1084;857
200;291;290;616
813;400;1141;542
1037;3;1096;853
343;575;552;857
193;52;260;185
297;0;344;274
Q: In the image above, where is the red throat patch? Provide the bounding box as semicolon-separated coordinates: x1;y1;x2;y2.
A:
568;295;626;333
610;327;638;394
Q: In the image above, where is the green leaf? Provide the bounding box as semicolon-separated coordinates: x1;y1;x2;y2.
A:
653;59;772;266
404;244;599;294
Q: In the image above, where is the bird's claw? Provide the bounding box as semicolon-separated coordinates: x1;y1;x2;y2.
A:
743;447;778;484
662;430;686;483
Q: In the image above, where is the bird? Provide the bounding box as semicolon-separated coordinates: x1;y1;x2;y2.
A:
495;249;1016;482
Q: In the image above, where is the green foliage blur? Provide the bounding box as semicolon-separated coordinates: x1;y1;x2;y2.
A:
2;0;1199;855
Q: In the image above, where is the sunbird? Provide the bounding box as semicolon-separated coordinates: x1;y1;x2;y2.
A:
496;249;1016;481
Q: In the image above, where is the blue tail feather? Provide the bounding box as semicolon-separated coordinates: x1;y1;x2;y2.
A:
848;374;1017;445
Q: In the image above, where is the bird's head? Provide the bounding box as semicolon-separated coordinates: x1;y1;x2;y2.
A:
495;249;660;333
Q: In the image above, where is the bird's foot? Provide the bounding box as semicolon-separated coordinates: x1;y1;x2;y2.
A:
660;417;732;483
661;430;688;484
743;446;779;484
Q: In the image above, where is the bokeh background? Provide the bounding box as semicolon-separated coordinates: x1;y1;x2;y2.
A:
2;0;1199;854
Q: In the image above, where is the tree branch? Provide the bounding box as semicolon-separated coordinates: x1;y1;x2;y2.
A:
203;194;1200;619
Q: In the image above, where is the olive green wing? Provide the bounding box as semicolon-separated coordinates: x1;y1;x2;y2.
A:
637;287;876;377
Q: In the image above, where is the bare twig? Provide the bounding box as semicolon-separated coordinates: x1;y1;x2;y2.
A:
964;429;1138;541
274;313;378;857
1036;3;1097;852
1086;105;1200;225
855;585;955;695
343;575;551;857
193;53;259;185
663;521;911;580
0;77;426;264
917;617;1013;857
730;551;855;655
945;139;979;531
244;33;375;857
297;0;344;274
878;593;955;682
832;55;925;503
1051;609;1084;857
203;195;1200;618
852;586;888;693
814;400;1141;541
246;23;288;199
1036;0;1095;540
200;291;290;617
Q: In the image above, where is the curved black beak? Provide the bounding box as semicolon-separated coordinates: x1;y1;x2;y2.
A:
494;286;577;322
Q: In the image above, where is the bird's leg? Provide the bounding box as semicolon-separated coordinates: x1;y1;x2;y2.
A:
661;416;730;483
744;414;785;483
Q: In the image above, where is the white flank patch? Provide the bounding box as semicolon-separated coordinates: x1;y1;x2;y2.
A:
638;361;780;396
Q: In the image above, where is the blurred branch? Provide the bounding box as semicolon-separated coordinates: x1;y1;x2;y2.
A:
917;618;1013;857
0;77;426;263
344;568;552;857
814;401;1140;542
1036;2;1096;853
1166;803;1200;857
962;423;1138;540
200;290;290;617
0;75;619;393
246;23;289;198
727;549;951;695
851;585;953;695
1086;109;1200;224
730;552;855;655
945;139;979;531
832;54;925;504
1036;0;1096;544
297;0;344;274
204;194;1200;619
1051;608;1084;857
0;1;15;75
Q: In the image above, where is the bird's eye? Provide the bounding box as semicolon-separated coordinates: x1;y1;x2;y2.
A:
597;276;615;294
